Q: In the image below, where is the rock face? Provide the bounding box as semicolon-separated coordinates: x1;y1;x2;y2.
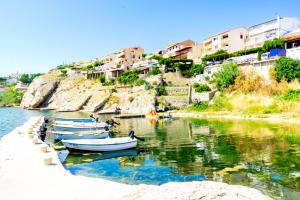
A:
45;78;99;112
21;76;156;113
20;76;59;108
103;86;156;114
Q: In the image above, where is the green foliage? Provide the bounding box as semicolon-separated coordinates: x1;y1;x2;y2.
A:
187;101;209;111
117;70;139;85
230;47;262;57
56;64;73;70
93;60;103;67
144;81;153;90
274;57;300;82
0;86;23;106
136;79;146;86
210;95;232;111
19;73;42;84
262;38;284;52
257;51;262;61
213;62;239;91
60;69;68;77
192;82;200;88
155;84;166;96
281;89;300;102
103;79;115;86
99;75;106;83
86;64;95;71
150;67;161;75
195;84;211;93
189;64;204;75
202;50;229;62
0;77;7;82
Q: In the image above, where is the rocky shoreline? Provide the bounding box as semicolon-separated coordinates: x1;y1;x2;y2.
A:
0;117;273;200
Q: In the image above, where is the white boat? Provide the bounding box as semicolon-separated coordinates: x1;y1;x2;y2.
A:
62;137;137;152
53;122;109;132
53;121;107;127
54;118;95;123
51;130;110;140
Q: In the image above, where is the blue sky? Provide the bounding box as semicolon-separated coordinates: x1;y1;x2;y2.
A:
0;0;299;76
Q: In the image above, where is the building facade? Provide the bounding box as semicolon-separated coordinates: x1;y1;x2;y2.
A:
115;47;144;68
161;40;196;59
187;44;204;63
245;17;300;49
203;27;248;55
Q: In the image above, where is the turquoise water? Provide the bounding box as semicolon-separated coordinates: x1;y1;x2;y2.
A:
0;108;41;138
1;108;300;200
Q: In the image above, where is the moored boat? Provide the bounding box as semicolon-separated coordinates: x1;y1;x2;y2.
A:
54;117;96;123
51;130;110;140
62;131;142;152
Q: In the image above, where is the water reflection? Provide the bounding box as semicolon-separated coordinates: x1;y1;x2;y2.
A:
49;115;300;200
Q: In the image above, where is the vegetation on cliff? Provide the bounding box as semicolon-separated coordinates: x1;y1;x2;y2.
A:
0;83;23;107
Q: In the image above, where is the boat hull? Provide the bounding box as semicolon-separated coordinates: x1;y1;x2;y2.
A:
62;139;137;152
52;131;109;140
54;118;95;123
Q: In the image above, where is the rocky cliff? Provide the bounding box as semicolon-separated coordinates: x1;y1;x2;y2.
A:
21;75;155;114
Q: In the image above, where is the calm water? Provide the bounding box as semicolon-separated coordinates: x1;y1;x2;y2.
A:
1;108;299;200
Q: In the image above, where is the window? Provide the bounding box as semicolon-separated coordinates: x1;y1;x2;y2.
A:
213;38;217;41
240;34;243;39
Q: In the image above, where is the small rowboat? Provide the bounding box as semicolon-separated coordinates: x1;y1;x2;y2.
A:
53;122;109;132
62;131;142;152
54;118;95;123
51;130;110;140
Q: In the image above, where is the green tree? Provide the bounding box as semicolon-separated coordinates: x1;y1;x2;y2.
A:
213;62;239;91
19;74;31;84
117;70;140;85
99;75;106;83
60;69;68;77
150;67;161;75
274;57;300;82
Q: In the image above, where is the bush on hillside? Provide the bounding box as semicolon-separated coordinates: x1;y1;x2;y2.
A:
281;89;300;102
227;71;263;93
19;73;42;84
155;84;166;96
0;86;23;106
195;84;211;93
99;75;106;84
150;67;161;75
274;57;300;82
213;62;239;91
136;79;146;86
60;70;68;77
117;70;139;85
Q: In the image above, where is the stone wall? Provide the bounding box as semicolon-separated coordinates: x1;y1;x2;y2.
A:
165;86;189;95
192;90;217;102
159;96;190;109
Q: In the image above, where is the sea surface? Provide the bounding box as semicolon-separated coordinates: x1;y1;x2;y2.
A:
1;108;299;200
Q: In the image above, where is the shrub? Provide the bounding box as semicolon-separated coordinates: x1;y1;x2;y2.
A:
0;86;23;106
211;95;232;111
19;73;42;84
117;70;139;85
144;81;153;90
281;89;300;102
187;101;209;111
189;64;204;75
136;79;146;86
192;82;200;88
195;84;211;93
227;71;263;93
99;75;106;84
103;79;115;86
60;70;68;77
93;60;103;67
155;84;166;96
213;62;239;91
150;67;161;75
274;57;300;82
202;50;229;62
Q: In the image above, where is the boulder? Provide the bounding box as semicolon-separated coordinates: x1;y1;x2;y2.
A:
20;76;59;108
